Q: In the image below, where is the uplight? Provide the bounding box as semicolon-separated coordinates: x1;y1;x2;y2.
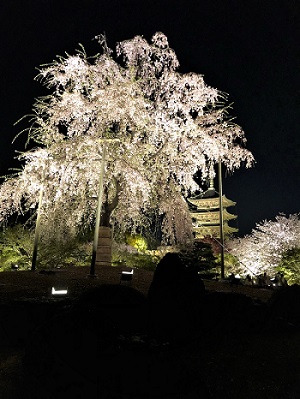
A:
51;287;68;296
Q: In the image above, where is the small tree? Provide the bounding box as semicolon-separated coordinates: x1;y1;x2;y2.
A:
179;241;217;274
0;32;253;248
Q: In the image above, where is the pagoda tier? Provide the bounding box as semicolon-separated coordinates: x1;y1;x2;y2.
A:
189;209;237;225
193;222;238;239
187;195;236;210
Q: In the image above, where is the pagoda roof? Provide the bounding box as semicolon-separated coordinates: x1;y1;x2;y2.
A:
187;195;236;210
193;223;238;238
190;209;237;222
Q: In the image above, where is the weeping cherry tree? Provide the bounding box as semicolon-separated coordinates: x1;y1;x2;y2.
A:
0;32;254;265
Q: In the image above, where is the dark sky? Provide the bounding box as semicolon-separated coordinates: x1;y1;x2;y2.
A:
1;0;300;236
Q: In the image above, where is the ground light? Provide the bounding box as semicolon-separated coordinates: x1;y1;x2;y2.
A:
51;287;68;296
120;269;134;284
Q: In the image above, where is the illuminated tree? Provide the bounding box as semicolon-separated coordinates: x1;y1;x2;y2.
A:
277;248;300;285
0;32;254;245
227;213;300;277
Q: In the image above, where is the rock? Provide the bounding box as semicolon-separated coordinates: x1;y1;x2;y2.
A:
147;253;205;343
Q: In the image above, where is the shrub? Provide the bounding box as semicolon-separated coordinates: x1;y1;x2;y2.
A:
0;225;33;270
0;224;92;271
277;248;300;285
112;243;160;271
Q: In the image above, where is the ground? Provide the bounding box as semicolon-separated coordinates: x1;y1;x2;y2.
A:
0;266;299;398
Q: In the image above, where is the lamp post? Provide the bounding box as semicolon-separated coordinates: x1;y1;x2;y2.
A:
31;171;45;271
218;160;225;279
89;145;107;277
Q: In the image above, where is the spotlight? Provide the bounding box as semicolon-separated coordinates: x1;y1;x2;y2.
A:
120;269;134;284
51;287;68;296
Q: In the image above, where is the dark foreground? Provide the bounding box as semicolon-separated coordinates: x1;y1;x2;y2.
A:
0;266;300;398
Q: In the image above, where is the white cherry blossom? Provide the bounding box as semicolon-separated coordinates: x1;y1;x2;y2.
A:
0;33;254;245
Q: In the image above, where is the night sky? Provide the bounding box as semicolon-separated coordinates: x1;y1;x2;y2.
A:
1;0;299;236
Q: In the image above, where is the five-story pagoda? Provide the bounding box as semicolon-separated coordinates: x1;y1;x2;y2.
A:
187;179;238;239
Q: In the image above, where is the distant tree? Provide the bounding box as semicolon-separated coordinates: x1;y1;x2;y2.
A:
0;32;253;245
227;213;300;278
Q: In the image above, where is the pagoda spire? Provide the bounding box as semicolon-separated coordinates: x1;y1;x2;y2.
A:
208;163;216;191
